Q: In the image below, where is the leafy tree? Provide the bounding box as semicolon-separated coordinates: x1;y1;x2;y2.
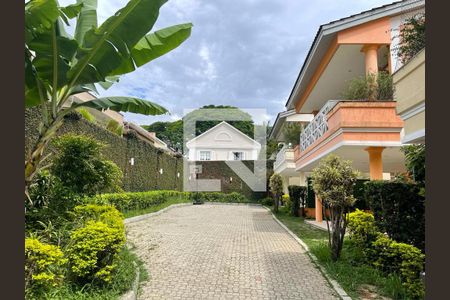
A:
144;105;255;150
269;173;283;213
282;122;302;146
311;154;359;261
401;144;425;184
25;0;192;186
51;134;123;196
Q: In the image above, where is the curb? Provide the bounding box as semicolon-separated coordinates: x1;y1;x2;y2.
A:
124;203;192;224
262;206;352;300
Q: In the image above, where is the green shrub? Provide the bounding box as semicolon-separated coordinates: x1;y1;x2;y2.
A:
51;134;123;196
371;235;425;299
341;72;394;101
365;181;425;251
106;119;124;136
262;197;274;206
67;204;125;283
282;194;291;211
25;238;67;291
67;220;125;283
77;108;96;123
396;13;425;64
347;209;381;252
288;185;307;217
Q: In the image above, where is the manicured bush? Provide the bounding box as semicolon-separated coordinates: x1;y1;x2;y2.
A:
347;209;381;252
364;181;425;251
288;185;307;217
51;134;123;196
67;204;126;283
262;197;274;207
371;235;425;299
269;173;283;213
311;154;359;261
25;238;67;290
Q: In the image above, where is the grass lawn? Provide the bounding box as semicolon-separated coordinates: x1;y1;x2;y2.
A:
123;196;192;218
273;207;408;300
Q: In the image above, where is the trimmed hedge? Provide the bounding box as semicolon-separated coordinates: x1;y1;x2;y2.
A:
364;181;425;251
86;190;253;214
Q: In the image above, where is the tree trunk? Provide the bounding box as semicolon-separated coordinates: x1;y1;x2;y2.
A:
273;194;279;213
25;118;62;188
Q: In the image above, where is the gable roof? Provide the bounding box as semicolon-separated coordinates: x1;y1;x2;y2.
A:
285;0;425;110
186;121;261;148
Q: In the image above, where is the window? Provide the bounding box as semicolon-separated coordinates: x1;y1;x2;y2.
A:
199;151;211;161
232;152;244;160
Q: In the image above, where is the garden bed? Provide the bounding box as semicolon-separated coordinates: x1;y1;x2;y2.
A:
273;207;409;300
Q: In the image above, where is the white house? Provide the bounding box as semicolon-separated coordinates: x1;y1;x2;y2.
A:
186;121;261;161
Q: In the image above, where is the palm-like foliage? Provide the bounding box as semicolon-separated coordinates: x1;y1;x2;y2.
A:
25;0;192;185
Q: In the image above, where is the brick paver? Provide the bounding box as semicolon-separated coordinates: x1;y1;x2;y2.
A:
126;204;339;300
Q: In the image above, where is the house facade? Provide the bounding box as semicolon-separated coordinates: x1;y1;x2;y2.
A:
394;49;425;144
270;0;425;221
186;121;261;161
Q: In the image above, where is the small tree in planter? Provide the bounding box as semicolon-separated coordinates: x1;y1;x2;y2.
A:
269;173;283;213
311;154;359;261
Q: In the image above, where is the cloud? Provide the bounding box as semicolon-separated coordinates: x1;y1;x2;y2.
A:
59;0;395;125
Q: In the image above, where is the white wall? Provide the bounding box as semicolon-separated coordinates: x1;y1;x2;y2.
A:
186;122;261;161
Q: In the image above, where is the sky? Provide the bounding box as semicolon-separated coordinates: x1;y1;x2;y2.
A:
60;0;395;125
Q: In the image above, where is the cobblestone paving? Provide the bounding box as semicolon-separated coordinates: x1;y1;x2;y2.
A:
126;204;339;300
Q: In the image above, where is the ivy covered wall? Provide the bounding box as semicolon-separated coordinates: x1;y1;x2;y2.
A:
26;108;271;197
25;108;183;192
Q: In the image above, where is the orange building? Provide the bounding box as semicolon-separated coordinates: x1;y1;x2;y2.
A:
269;0;425;221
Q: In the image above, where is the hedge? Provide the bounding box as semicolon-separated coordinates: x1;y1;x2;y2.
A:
364;181;425;251
86;190;254;214
288;185;307;217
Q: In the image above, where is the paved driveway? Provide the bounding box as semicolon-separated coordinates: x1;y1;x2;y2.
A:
126;204;339;300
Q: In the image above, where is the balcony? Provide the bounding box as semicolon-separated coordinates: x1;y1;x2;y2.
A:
295;100;405;173
273;144;297;175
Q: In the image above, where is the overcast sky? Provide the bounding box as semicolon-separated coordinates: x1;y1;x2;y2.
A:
61;0;395;125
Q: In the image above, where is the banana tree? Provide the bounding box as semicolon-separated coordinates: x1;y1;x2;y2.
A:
25;0;192;186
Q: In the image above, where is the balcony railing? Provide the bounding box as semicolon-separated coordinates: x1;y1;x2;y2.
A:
299;100;339;152
274;144;295;170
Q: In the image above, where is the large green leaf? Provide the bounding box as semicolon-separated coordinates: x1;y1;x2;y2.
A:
111;23;192;76
28;31;78;88
72;96;168;115
25;0;59;31
68;0;167;86
25;0;60;42
74;0;98;45
60;3;83;19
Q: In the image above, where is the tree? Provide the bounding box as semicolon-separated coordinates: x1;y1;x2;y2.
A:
269;173;283;213
401;144;425;184
282;122;302;146
25;0;192;186
144;105;254;150
311;154;359;261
